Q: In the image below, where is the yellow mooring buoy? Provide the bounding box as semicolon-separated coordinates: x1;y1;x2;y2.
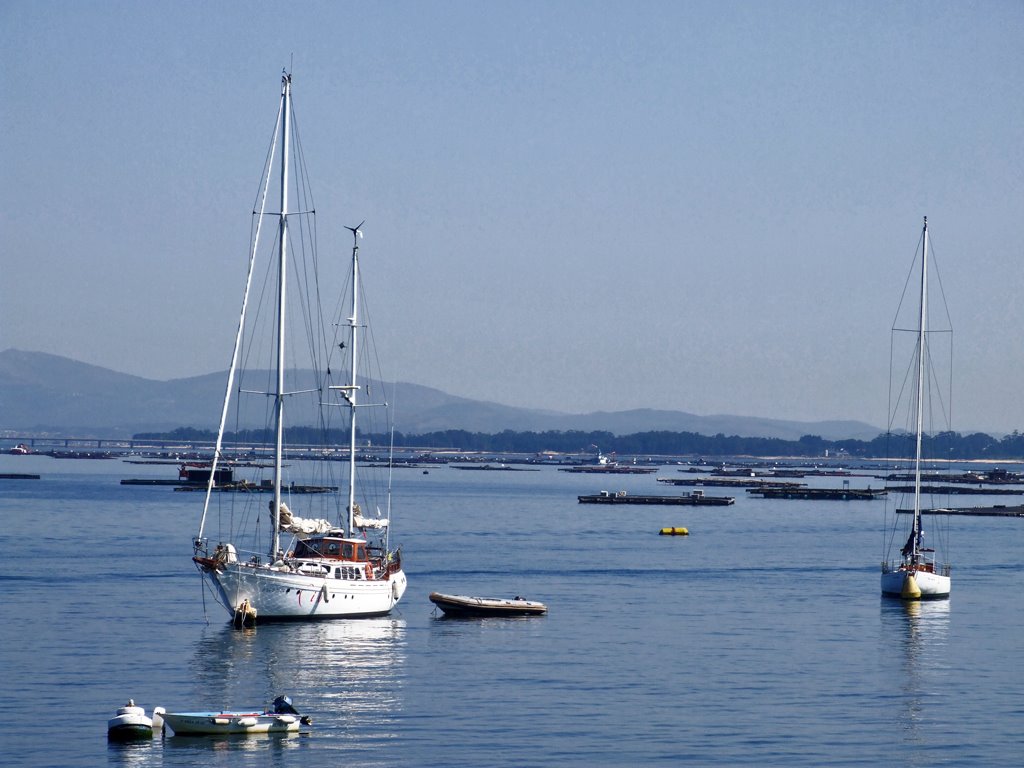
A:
901;572;922;599
659;527;689;536
233;599;258;628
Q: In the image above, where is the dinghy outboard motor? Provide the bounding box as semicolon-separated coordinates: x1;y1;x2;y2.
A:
272;695;312;725
272;695;299;715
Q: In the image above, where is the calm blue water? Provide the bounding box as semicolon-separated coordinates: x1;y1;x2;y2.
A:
1;454;1022;766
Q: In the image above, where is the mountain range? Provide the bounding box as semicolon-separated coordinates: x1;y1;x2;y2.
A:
0;349;883;441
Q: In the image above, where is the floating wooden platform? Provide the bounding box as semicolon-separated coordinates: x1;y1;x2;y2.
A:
173;482;335;493
121;478;187;485
659;477;804;489
748;487;886;500
887;485;1024;495
899;506;1024;517
579;491;734;506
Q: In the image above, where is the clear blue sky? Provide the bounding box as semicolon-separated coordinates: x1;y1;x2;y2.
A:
2;1;1022;433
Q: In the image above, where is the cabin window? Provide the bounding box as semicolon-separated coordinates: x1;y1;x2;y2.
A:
328;543;339;554
334;567;342;579
343;543;353;558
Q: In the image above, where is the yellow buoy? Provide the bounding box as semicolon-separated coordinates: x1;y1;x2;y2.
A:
901;572;922;599
232;598;258;628
659;527;689;536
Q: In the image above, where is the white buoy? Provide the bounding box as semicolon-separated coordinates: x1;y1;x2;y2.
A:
107;699;154;741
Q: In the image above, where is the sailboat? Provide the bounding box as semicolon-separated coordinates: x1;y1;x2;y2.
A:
192;72;407;623
881;217;952;600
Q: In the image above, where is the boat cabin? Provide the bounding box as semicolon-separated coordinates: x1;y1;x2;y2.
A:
291;536;368;562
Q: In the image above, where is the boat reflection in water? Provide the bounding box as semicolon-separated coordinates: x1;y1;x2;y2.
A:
882;598;950;743
176;618;406;751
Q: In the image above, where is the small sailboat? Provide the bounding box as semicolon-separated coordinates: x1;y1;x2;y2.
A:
881;217;952;599
192;72;407;622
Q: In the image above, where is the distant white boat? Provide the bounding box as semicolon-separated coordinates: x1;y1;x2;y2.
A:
881;217;952;599
191;72;406;623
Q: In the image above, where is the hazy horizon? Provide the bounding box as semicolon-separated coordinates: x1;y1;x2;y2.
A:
3;2;1022;434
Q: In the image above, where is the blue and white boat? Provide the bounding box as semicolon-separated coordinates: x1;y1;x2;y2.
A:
160;696;310;736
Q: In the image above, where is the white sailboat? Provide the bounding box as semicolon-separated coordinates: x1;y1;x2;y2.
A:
192;72;407;623
881;217;952;600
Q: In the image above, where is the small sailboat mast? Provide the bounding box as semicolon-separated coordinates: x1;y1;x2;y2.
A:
270;71;293;560
344;223;364;537
909;216;929;566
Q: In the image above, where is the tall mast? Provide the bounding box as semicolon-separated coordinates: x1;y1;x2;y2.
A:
911;215;929;562
344;223;364;536
271;72;292;558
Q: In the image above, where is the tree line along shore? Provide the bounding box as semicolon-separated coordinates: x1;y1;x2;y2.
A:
129;426;1024;461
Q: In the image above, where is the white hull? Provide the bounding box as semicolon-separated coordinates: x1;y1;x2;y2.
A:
203;561;407;620
881;568;951;599
161;712;299;736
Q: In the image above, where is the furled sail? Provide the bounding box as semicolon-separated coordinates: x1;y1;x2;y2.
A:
352;503;388;529
276;502;333;536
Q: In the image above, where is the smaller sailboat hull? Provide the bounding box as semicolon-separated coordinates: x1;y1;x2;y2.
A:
881;568;950;599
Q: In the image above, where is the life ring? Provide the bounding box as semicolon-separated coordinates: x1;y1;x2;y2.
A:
365;563;373;580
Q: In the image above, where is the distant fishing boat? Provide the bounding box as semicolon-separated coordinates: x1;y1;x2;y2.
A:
881;217;952;600
191;72;407;623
